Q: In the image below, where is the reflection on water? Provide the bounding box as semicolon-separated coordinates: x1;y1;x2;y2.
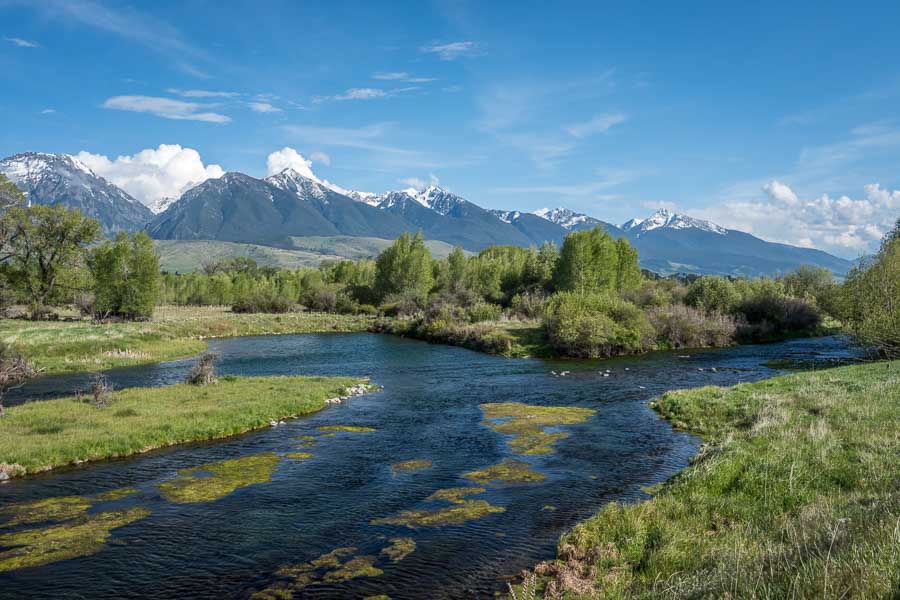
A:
0;334;856;599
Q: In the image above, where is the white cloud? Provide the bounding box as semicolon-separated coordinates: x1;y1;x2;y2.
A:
420;41;480;61
102;95;231;123
5;37;39;48
400;177;426;189
40;108;56;114
565;113;628;137
167;88;239;98
334;88;388;101
310;152;331;166
248;101;281;113
266;147;318;179
75;144;225;212
694;180;900;257
373;71;436;83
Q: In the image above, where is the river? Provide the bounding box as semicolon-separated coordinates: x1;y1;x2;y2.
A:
0;334;856;599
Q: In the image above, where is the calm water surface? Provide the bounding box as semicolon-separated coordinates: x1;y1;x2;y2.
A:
0;334;856;599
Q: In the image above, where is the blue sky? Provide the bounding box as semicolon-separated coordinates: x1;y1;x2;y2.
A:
2;0;899;257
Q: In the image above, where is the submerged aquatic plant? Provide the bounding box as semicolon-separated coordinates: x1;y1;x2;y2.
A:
480;402;595;455
257;545;384;597
463;458;546;485
379;537;416;562
158;453;280;503
0;495;93;528
390;459;433;475
372;486;504;529
0;507;150;572
316;425;376;433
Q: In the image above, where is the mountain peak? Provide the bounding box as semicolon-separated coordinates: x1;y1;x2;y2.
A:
534;207;601;230
622;208;726;235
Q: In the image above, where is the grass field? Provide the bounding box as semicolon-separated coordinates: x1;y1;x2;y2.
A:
537;361;900;598
0;375;365;478
0;306;373;374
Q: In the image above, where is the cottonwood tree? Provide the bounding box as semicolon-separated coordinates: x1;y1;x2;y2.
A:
554;227;641;294
374;232;434;301
1;205;100;319
88;231;161;320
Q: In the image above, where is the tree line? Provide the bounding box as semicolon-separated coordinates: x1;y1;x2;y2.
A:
0;171;897;358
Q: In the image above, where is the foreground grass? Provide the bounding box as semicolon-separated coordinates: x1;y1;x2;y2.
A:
0;375;363;478
538;361;900;599
0;305;373;374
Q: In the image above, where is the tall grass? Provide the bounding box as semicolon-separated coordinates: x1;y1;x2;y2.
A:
538;361;900;598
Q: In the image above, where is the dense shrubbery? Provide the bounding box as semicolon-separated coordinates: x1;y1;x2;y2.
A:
647;304;737;349
544;292;654;358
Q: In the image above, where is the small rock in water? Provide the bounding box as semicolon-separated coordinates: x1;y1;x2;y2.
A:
0;472;9;482
603;373;610;377
269;420;279;427
710;367;718;372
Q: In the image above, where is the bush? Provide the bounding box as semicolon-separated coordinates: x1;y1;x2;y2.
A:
379;292;425;318
685;276;740;314
544;292;654;358
186;353;218;386
232;291;294;313
509;291;548;319
647;304;737;349
736;294;821;341
467;300;502;323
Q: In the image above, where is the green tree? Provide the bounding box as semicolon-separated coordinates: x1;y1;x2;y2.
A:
1;205;100;318
615;237;642;290
374;232;434;301
842;229;900;356
685;276;740;314
0;174;25;210
88;231;161;319
554;227;620;293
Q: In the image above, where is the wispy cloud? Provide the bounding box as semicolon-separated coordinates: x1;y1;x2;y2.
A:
420;41;480;61
373;71;436;83
167;89;239;98
24;0;211;77
283;123;410;154
334;88;388;101
4;36;39;48
565;113;628;137
495;169;640;197
248;101;281;113
102;95;231;123
40;108;56;114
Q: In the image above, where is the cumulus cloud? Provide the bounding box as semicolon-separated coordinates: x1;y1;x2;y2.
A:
5;37;39;48
248;101;281;113
565;113;628;137
420;41;480;60
266;147;318;179
399;173;439;190
695;180;900;258
75;144;225;212
102;95;231;123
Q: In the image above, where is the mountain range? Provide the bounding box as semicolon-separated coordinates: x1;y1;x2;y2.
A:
0;152;854;277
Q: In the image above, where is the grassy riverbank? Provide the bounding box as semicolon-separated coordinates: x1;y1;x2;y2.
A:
0;306;373;374
0;375;366;478
373;317;550;358
535;361;900;598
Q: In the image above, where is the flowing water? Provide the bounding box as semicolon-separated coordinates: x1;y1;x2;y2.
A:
0;334;856;599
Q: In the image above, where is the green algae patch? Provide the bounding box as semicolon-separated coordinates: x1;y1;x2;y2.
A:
542;505;557;511
480;402;595;455
0;375;365;478
284;452;313;460
158;453;280;503
322;555;382;583
0;507;150;572
293;435;316;447
0;495;92;529
426;487;486;504
463;458;547;485
258;546;383;597
317;425;376;433
390;459;432;475
372;486;504;529
364;596;392;600
380;537;416;562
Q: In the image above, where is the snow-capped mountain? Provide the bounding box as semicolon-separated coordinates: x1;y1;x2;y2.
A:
622;208;727;236
533;207;620;233
0;152;154;234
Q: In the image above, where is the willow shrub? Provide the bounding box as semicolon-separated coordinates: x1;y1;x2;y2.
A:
544;292;654;358
647;304;737;349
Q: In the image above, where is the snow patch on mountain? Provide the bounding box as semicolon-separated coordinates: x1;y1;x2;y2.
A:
534;207;595;229
622;208;727;235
